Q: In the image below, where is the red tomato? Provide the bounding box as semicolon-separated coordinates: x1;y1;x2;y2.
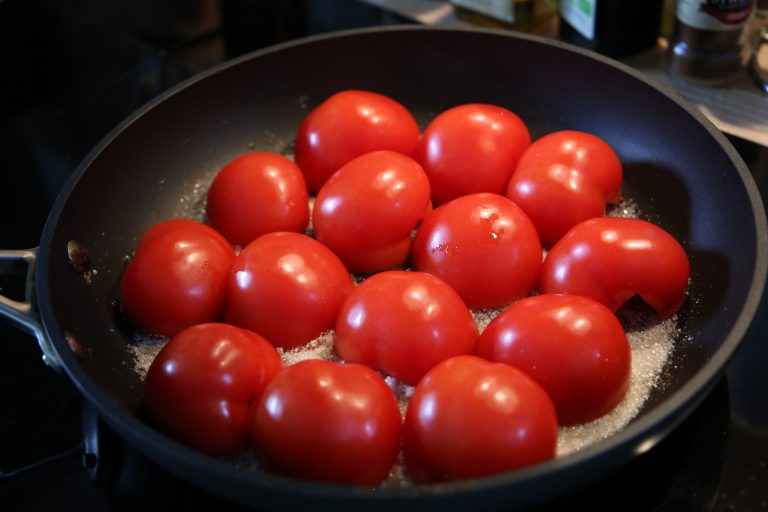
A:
334;271;478;385
403;355;557;482
413;104;530;205
295;90;420;193
206;152;309;246
539;217;690;316
120;220;235;337
313;150;431;274
251;360;401;485
507;130;623;246
411;193;542;309
476;294;630;425
145;323;283;457
226;232;355;349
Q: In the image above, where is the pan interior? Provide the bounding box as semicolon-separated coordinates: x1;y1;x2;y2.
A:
36;27;763;504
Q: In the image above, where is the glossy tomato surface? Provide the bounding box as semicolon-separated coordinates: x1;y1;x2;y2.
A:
506;130;622;247
145;323;283;457
414;103;530;205
539;217;690;316
476;294;631;425
403;355;557;482
334;271;478;385
411;193;542;309
251;360;401;485
226;232;355;349
313;150;431;274
294;90;420;193
120;219;235;337
207;152;309;246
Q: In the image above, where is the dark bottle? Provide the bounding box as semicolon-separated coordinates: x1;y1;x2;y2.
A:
667;0;755;84
558;0;665;58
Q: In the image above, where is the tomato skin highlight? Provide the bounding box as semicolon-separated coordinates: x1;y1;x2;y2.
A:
539;217;690;316
207;152;309;246
120;220;236;337
295;90;420;193
145;323;283;458
225;232;355;349
313;150;431;274
477;294;631;425
507;130;623;247
334;271;478;385
251;360;402;485
403;355;557;482
411;193;542;309
414;104;531;205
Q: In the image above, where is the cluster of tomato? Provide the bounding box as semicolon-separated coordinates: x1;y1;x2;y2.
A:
120;90;690;486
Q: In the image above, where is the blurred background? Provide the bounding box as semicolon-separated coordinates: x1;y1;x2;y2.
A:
1;1;767;510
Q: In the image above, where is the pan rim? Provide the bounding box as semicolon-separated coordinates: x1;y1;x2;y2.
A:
34;24;768;506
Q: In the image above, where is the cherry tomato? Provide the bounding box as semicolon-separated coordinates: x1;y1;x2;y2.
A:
411;193;542;309
506;130;623;246
145;323;283;457
120;220;235;337
334;271;478;385
539;217;690;316
313;150;431;274
206;152;309;246
226;232;355;349
295;90;420;193
251;360;401;485
413;104;530;205
476;294;630;425
403;355;557;482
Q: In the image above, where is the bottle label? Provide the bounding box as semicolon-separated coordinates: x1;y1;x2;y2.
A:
559;0;596;39
677;0;754;31
452;0;515;23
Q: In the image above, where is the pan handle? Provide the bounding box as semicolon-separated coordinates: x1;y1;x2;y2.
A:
0;248;63;373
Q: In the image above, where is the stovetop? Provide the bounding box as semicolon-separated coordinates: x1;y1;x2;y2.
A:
1;1;767;510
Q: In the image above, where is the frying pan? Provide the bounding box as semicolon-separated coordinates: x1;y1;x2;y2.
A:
0;26;766;510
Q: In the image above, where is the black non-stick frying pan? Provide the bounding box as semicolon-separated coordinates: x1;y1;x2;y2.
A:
1;26;766;510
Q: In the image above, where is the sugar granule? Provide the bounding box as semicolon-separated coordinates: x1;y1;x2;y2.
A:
125;301;680;485
472;307;504;333
122;192;683;487
176;179;209;221
557;314;677;456
278;331;338;366
607;197;641;219
384;375;416;419
126;332;169;378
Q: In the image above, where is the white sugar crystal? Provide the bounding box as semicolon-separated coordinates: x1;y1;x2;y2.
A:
557;313;677;456
126;299;681;486
277;331;338;366
607;197;642;219
123;192;684;487
472;307;504;333
126;332;168;376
